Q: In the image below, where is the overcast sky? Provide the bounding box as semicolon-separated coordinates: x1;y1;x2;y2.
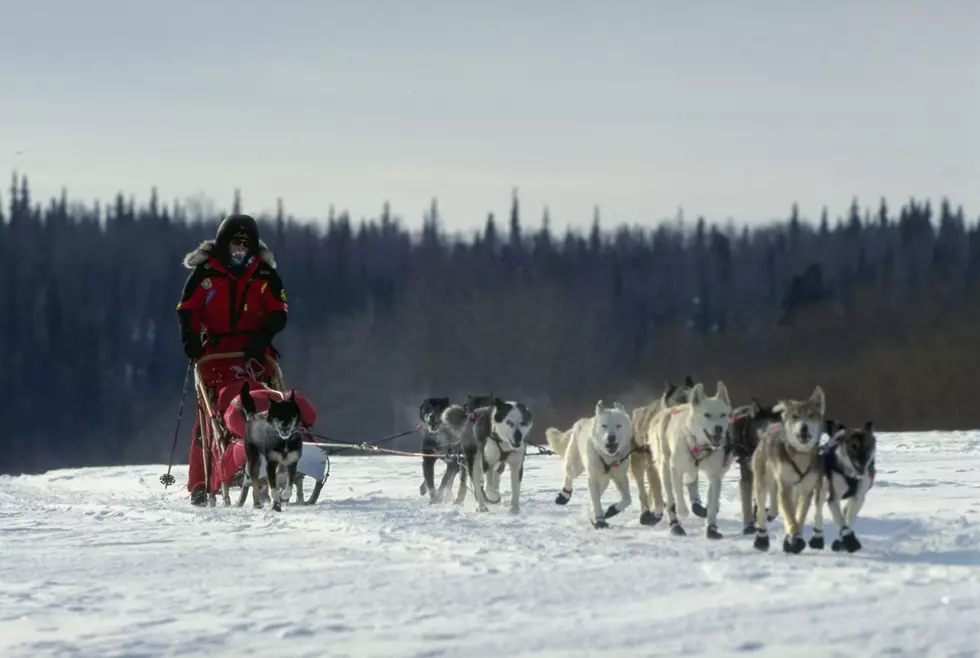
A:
1;0;977;234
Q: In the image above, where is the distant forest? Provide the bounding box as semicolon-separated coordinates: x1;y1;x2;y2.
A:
3;171;980;475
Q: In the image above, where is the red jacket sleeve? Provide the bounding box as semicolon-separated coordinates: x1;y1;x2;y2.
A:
176;266;210;334
258;266;288;315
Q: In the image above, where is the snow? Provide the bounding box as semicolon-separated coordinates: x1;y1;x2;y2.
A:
2;431;979;658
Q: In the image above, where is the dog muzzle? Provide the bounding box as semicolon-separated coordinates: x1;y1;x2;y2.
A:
703;426;725;447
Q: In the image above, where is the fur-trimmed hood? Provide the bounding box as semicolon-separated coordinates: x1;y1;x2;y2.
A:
182;239;277;270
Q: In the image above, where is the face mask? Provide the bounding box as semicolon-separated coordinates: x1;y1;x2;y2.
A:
229;243;248;266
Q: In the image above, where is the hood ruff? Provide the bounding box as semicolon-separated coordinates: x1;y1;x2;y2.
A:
182;239;277;270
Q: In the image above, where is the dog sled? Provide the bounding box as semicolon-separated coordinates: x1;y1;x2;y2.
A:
193;351;330;508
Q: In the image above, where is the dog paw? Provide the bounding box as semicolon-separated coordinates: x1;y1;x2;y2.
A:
476;504;489;513
509;505;520;515
675;502;690;519
669;520;686;536
419;483;428;496
691;501;707;518
831;538;843;552
705;524;723;540
604;504;621;519
809;531;825;550
753;532;770;552
554;489;571;506
841;529;862;553
766;508;776;523
272;502;282;513
639;510;663;527
742;522;757;535
782;534;805;554
592;517;609;529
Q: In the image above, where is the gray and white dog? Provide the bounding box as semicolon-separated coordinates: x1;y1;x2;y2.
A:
441;396;534;514
751;385;827;554
810;421;877;553
417;396;467;504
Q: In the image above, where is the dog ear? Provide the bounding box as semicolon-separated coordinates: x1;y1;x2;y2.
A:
684;375;695;388
863;420;874;433
772;401;786;415
663;381;677;398
595;400;605;416
809;385;826;416
688;383;705;405
715;381;730;407
613;401;626;413
239;381;256;416
287;390;296;404
750;398;762;416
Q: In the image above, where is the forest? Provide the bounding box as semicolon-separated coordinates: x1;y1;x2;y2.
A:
3;171;980;475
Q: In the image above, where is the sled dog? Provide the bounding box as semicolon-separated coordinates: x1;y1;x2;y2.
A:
238;381;304;512
750;385;826;554
810;421;877;553
417;396;464;503
441;396;533;514
629;377;697;526
727;399;782;534
650;381;734;538
547;400;634;529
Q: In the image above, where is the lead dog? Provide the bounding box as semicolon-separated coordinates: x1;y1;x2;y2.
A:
441;396;533;514
650;381;734;538
751;385;826;553
810;421;877;553
238;381;304;512
547;400;634;529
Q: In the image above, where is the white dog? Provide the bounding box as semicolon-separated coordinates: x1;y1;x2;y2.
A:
546;400;634;529
650;381;733;538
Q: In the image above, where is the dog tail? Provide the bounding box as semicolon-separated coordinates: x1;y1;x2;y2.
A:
545;427;572;457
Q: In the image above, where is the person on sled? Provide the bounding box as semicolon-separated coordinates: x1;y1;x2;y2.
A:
176;213;288;505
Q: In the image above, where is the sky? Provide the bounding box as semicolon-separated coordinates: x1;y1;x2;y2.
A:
1;0;977;235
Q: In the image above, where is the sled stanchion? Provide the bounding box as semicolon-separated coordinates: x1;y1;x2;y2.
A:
160;361;193;488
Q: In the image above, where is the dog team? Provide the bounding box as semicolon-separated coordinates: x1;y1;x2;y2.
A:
418;379;877;555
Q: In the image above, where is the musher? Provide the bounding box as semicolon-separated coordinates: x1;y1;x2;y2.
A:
176;213;288;505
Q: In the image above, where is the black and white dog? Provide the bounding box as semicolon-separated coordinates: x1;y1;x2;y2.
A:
810;421;877;553
418;396;464;504
442;396;533;514
238;381;304;512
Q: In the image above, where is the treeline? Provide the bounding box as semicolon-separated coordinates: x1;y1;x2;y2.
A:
2;171;979;475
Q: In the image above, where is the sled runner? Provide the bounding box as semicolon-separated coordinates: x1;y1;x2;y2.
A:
193;351;330;507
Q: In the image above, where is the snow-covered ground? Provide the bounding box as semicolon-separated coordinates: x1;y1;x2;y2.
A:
1;431;979;657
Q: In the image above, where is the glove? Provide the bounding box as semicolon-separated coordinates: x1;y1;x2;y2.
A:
183;334;204;360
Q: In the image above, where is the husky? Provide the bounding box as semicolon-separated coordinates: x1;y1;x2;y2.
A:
750;385;826;553
546;400;634;529
727;399;782;534
441;396;533;513
629;376;697;527
650;381;733;538
237;381;304;512
417;396;464;504
809;421;877;553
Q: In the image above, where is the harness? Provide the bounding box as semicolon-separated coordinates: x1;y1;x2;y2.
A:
820;442;876;501
768;425;814;482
